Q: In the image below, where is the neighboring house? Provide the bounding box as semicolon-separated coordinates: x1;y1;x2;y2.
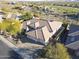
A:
7;13;21;20
21;6;32;11
0;12;5;22
22;19;63;45
8;1;16;5
65;24;79;56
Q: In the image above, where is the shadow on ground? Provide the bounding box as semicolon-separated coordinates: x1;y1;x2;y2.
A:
8;50;23;59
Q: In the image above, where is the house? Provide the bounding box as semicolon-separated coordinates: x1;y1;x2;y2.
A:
8;1;16;5
7;13;21;20
65;24;79;56
22;19;63;45
0;11;5;22
21;6;32;11
26;26;52;44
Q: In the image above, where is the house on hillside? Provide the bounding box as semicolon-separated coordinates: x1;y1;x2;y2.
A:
26;26;51;44
22;19;65;45
0;11;5;22
65;24;79;56
7;13;21;20
8;1;16;5
21;6;32;11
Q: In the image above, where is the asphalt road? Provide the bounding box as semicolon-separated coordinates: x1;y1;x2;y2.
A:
0;40;23;59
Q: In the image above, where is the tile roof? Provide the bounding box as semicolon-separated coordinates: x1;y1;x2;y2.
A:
24;19;63;44
48;21;63;35
66;41;79;50
23;19;62;31
26;30;36;39
42;26;52;43
65;24;79;50
66;24;79;44
68;31;79;36
26;26;51;43
22;19;38;31
22;21;27;29
36;29;44;40
27;19;38;25
40;20;53;32
28;20;55;32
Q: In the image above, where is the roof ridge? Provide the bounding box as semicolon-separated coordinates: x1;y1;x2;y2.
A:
41;26;50;40
35;29;38;39
41;27;45;41
47;21;53;32
35;26;47;41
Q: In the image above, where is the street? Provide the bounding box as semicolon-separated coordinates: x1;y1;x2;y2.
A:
0;40;23;59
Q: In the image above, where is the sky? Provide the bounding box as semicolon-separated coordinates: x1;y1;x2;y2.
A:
0;0;77;1
16;0;77;1
0;0;65;1
16;0;65;1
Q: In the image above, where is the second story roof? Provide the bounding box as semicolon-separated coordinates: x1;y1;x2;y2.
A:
26;26;52;43
25;19;63;44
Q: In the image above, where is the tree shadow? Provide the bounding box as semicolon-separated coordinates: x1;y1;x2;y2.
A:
8;50;23;59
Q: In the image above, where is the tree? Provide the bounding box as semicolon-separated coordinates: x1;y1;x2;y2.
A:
0;19;22;36
38;43;71;59
0;20;9;32
20;12;33;21
6;19;22;36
